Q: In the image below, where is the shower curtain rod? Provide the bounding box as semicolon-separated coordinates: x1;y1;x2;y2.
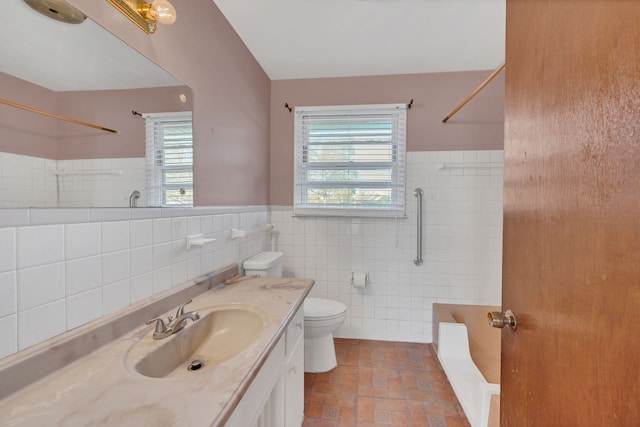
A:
441;62;505;123
0;97;118;134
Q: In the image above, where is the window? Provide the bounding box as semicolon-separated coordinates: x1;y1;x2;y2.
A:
294;104;407;217
144;112;193;207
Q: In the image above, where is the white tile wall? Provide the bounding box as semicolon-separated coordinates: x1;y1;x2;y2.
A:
66;289;102;330
0;315;17;358
0;228;16;272
0;150;501;357
101;221;130;253
130;246;153;277
0;207;271;359
153;218;172;244
17;225;64;269
130;219;152;248
17;263;65;311
102;251;130;285
18;300;66;349
0;152;57;208
66;256;102;296
102;279;131;315
130;272;153;303
65;223;101;260
0;272;16;318
0;154;147;208
270;150;503;343
57;158;146;208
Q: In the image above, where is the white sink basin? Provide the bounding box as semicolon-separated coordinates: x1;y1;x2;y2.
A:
127;304;266;378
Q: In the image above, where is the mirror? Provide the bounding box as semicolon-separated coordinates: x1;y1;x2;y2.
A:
0;1;193;208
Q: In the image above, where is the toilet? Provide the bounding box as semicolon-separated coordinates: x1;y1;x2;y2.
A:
243;251;347;373
242;251;283;277
303;297;347;373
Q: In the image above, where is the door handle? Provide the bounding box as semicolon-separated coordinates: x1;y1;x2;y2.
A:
487;309;517;331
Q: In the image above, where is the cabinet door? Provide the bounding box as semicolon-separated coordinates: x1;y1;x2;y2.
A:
285;335;304;427
226;336;285;427
286;307;304;355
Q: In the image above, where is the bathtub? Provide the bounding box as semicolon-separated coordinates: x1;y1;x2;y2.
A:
433;304;501;427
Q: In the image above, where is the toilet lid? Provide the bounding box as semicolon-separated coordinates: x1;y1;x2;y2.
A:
304;298;347;320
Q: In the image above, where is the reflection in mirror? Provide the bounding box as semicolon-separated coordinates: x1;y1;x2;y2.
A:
0;1;193;208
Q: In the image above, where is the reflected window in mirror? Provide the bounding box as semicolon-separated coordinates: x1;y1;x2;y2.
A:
144;112;193;207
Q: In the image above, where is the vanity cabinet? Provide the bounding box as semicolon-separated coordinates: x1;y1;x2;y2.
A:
285;307;305;427
0;269;315;427
225;306;304;427
225;334;285;427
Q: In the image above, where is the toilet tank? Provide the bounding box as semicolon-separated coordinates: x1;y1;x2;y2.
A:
243;251;283;277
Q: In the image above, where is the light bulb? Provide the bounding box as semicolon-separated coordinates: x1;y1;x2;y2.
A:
149;0;177;25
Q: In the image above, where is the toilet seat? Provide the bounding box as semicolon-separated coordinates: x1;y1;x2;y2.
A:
304;298;346;321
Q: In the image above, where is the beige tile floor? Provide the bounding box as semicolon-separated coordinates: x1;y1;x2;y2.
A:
303;339;471;427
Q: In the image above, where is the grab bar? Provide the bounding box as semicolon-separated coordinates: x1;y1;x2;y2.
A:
414;188;424;266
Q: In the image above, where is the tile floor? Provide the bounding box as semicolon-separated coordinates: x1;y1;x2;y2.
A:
303;339;471;427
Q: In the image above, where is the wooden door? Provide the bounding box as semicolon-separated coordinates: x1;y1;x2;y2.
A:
502;1;640;425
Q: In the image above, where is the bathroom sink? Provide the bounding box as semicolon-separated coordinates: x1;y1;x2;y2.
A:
127;304;266;379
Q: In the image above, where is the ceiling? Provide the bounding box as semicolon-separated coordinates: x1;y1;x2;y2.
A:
213;0;506;80
1;0;505;91
0;1;182;92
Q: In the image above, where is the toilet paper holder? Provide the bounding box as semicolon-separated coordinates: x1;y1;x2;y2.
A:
351;272;368;288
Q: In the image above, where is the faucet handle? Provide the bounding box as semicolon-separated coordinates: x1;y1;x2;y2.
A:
175;299;193;317
146;317;170;334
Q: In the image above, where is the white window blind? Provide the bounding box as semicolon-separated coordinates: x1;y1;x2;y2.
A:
144;112;193;207
294;104;407;217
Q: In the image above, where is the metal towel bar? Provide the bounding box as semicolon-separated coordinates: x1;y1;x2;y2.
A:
414;188;424;266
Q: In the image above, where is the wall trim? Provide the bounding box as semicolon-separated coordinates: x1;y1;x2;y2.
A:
0;205;271;228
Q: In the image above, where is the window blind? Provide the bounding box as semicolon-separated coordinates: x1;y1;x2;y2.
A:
144;112;193;207
294;104;407;217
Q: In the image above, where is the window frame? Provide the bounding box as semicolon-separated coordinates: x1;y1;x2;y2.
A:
144;111;193;207
293;103;407;217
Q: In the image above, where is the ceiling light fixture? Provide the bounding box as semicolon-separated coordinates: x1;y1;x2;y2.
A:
107;0;176;34
23;0;86;24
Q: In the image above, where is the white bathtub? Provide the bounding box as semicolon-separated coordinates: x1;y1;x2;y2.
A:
433;304;501;427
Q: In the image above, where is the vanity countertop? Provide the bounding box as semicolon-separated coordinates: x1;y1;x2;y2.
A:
0;275;313;427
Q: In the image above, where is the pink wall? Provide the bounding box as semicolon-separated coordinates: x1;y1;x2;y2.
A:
69;0;271;206
0;72;58;159
269;71;505;205
57;86;191;160
0;71;190;160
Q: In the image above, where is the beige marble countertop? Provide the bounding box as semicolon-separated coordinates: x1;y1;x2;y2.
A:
0;274;313;427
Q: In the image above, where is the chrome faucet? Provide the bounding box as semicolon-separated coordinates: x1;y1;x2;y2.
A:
129;190;141;208
171;310;200;334
146;317;173;340
146;300;200;340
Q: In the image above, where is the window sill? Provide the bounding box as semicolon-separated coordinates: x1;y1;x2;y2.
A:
293;207;407;218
